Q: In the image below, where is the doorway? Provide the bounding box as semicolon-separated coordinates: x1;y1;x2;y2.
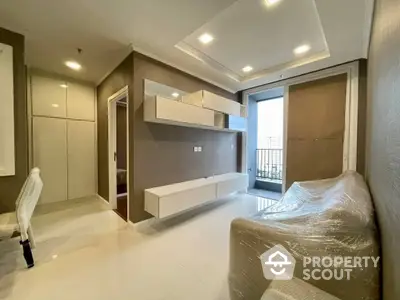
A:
108;86;129;221
246;87;285;200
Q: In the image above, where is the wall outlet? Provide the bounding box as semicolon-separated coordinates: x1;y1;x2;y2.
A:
193;146;202;152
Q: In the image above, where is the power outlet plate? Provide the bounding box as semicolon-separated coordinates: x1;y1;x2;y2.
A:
193;146;203;152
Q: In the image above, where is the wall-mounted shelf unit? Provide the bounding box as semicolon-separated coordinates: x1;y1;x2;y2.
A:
145;173;249;218
144;95;245;132
182;90;243;117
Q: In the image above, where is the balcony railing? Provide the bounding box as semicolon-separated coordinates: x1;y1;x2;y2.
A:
256;148;283;182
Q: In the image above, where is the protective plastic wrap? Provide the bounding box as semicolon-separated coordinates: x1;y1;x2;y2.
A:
229;171;380;300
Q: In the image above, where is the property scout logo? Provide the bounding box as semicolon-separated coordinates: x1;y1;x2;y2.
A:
260;245;380;281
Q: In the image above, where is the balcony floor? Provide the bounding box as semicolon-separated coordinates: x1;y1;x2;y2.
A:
248;189;282;201
256;177;283;184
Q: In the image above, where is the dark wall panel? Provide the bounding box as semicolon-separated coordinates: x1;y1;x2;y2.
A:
366;0;400;299
286;74;347;189
131;53;239;222
97;54;133;200
0;28;28;213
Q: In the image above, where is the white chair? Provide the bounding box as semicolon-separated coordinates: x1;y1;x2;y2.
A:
0;168;43;268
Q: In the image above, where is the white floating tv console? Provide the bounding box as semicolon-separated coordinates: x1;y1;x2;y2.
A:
145;173;249;218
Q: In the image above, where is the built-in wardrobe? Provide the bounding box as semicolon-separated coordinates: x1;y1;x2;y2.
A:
29;73;96;204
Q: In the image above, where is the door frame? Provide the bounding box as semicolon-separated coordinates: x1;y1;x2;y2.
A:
242;61;360;191
107;86;130;219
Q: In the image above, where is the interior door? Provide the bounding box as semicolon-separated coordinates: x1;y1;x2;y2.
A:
108;100;117;208
285;74;347;190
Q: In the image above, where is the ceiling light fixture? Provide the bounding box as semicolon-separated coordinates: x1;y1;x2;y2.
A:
65;61;82;71
294;44;311;55
60;84;68;88
52;104;59;108
198;33;214;44
265;0;282;7
242;66;253;73
172;92;180;98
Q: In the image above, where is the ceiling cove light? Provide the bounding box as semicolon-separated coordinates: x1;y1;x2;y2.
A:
265;0;282;7
172;92;180;98
198;33;214;44
65;61;82;71
294;44;311;55
242;66;253;73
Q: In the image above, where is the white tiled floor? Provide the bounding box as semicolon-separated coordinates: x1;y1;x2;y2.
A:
0;193;276;300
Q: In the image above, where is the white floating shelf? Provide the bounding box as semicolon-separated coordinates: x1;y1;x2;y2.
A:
145;173;249;218
144;95;245;132
182;90;242;117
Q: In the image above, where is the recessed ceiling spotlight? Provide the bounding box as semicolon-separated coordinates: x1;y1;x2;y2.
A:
242;66;253;73
198;33;214;44
52;104;59;108
294;44;311;55
60;84;68;88
265;0;282;7
172;92;180;98
65;61;82;71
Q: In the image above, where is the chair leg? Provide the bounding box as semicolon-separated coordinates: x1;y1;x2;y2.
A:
20;239;34;268
27;225;36;249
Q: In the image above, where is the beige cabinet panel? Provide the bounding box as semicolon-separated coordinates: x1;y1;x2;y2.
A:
67;120;96;199
33;117;67;204
67;83;95;121
31;75;67;118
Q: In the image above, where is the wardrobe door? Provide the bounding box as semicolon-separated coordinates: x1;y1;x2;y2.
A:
67;120;96;199
66;83;95;121
31;75;67;118
285;74;347;190
33;117;68;204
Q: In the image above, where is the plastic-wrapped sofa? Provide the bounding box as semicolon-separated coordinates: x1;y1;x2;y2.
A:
229;171;380;300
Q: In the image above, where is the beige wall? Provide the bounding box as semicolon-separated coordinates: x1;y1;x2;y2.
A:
0;28;28;213
366;0;400;299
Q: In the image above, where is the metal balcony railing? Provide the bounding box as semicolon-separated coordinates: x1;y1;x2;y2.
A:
256;148;283;182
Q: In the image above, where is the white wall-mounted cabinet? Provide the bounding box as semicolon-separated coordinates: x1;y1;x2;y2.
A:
67;120;96;199
30;73;96;204
145;173;248;218
145;95;215;127
0;43;15;176
31;75;67;118
144;95;244;132
67;82;95;121
33;117;68;204
182;90;241;117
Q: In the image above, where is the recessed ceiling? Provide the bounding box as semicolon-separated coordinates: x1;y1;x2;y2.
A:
0;0;374;91
176;0;329;82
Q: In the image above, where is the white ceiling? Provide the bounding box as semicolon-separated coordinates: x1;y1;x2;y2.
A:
178;0;329;82
0;0;374;92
